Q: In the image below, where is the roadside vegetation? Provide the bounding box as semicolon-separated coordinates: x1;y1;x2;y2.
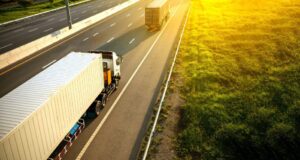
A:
0;0;85;23
175;0;300;159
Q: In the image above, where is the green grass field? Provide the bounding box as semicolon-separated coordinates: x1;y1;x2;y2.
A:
175;0;300;159
0;0;85;23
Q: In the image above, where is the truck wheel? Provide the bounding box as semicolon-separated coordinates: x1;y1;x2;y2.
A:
115;79;119;89
111;83;116;91
82;112;87;118
101;94;107;107
95;101;101;116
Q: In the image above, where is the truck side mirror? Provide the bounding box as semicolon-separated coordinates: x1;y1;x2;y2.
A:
116;56;123;65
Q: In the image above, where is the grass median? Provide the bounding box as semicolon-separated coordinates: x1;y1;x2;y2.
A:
0;0;87;23
175;0;300;159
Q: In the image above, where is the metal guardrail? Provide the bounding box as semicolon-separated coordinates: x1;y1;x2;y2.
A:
141;6;190;160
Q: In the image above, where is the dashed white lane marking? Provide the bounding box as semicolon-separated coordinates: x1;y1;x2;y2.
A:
42;59;56;69
43;28;53;32
126;13;131;17
48;18;54;22
74;17;79;21
110;22;116;27
59;18;66;22
128;23;132;27
82;37;89;42
28;28;38;32
129;38;135;44
107;37;114;43
81;10;87;14
0;43;13;50
13;28;24;33
93;32;99;37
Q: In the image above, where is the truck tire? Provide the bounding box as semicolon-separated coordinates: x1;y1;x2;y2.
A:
111;83;116;91
115;79;119;88
95;101;101;116
101;94;107;107
82;112;87;118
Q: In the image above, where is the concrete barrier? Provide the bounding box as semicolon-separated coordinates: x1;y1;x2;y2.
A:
0;0;140;70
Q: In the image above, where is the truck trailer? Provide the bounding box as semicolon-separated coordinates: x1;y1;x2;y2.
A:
145;0;170;30
0;51;122;160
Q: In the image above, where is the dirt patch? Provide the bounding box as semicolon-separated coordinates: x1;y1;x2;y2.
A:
149;88;184;160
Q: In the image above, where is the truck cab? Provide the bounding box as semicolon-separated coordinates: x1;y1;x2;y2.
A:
101;51;122;81
89;50;122;93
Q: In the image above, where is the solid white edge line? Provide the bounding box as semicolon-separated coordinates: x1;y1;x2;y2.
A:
42;59;57;69
76;2;183;160
142;5;190;160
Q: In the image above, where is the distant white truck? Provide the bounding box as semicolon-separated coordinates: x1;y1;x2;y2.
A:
145;0;170;30
0;51;122;160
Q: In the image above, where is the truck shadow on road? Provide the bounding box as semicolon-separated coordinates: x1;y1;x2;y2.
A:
97;25;156;56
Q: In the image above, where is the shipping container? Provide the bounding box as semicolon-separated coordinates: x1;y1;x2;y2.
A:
0;52;104;160
145;0;170;30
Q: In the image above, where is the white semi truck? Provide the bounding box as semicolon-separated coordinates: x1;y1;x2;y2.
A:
145;0;170;30
0;51;122;160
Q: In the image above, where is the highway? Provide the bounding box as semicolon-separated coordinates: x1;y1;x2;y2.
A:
0;0;127;54
0;0;148;97
66;0;189;159
0;0;189;159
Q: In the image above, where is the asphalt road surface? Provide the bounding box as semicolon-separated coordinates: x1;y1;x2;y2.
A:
0;0;127;54
0;0;189;159
0;0;150;97
65;0;189;159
